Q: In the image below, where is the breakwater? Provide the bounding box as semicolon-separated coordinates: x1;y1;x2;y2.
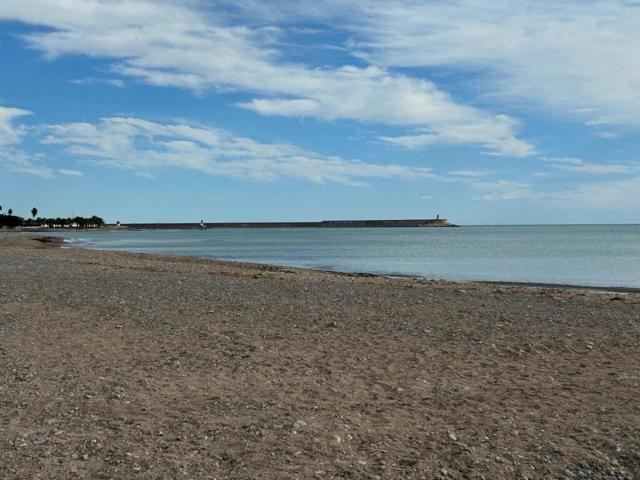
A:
114;218;457;229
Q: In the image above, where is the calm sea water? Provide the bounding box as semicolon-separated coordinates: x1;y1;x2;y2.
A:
57;225;640;288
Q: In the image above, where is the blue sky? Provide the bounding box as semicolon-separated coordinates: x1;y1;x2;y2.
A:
1;0;639;224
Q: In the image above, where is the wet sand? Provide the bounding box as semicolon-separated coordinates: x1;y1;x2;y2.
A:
1;236;639;479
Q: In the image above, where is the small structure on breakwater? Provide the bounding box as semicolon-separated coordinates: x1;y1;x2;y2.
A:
112;218;458;230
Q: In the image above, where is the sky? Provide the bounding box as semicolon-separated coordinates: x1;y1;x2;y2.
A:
0;0;639;224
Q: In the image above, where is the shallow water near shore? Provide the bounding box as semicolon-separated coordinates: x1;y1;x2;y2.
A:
55;224;640;288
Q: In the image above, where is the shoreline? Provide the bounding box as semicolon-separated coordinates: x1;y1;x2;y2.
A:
1;235;639;478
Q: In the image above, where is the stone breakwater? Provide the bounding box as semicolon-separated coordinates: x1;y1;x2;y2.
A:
115;218;458;229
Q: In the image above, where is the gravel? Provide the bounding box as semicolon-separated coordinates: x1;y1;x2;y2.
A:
0;235;639;479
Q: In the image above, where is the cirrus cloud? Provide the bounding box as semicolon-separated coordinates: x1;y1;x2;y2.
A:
327;0;640;128
39;116;437;186
543;157;638;175
0;106;30;145
0;0;533;157
224;0;640;130
0;106;54;178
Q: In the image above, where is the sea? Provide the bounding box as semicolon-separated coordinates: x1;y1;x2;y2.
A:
57;224;640;289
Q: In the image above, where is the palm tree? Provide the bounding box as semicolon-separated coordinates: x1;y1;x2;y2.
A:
31;207;38;219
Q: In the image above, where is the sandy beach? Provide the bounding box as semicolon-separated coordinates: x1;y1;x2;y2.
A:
1;236;639;479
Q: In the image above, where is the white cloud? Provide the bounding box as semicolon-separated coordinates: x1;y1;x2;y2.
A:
379;113;535;157
231;0;640;129
135;171;156;180
0;148;54;178
0;106;54;177
471;180;538;201
471;175;640;212
0;106;30;145
347;1;640;128
543;157;636;175
562;178;640;211
70;77;125;88
594;131;620;140
0;106;437;184
58;168;84;176
449;170;488;178
0;0;532;156
9;165;55;178
40;116;436;185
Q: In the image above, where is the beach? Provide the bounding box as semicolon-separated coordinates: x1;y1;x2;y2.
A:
1;236;639;479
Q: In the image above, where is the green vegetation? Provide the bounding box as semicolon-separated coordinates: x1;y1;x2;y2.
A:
0;206;105;229
25;216;105;228
0;213;23;228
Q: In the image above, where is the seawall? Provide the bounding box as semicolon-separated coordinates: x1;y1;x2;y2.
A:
114;219;457;230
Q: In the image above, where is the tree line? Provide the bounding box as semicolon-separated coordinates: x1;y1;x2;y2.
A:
0;206;105;229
